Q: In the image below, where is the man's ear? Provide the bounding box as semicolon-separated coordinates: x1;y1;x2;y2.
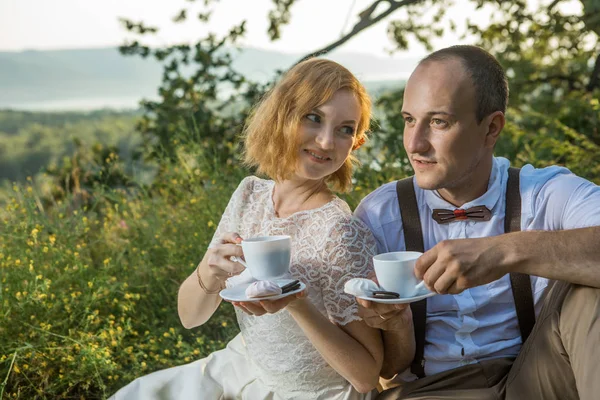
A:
483;111;505;148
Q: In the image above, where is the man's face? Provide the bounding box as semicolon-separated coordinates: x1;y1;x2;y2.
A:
402;59;494;194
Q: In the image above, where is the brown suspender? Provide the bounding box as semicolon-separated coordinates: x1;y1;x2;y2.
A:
506;168;537;343
395;167;535;379
396;177;427;378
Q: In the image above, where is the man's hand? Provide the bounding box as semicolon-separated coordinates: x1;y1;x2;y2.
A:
357;298;412;331
415;236;509;295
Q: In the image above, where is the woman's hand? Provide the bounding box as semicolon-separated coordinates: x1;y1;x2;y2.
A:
357;298;412;331
178;232;246;329
203;232;246;282
231;290;308;316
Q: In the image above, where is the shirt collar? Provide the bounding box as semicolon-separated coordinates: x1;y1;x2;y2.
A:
422;157;509;212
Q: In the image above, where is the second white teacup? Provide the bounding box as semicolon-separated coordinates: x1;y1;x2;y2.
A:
236;235;291;280
373;251;427;298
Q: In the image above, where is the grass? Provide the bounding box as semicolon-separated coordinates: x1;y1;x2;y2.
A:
0;157;246;399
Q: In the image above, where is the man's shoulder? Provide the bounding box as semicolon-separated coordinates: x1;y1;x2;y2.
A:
359;181;399;208
519;163;573;182
519;163;591;196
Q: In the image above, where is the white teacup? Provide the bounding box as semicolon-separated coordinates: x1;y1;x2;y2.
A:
235;235;291;280
373;251;427;298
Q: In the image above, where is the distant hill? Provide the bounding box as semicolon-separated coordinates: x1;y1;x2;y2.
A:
0;47;414;111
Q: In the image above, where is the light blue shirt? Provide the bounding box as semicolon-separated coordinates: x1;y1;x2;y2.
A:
354;157;600;378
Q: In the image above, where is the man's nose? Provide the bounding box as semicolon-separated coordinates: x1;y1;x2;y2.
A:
404;122;430;154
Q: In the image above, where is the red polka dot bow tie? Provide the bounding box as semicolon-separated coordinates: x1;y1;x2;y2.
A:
431;205;492;224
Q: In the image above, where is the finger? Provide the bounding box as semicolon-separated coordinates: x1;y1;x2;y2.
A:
220;232;244;244
233;302;253;315
446;281;462;295
446;276;469;295
380;309;403;319
209;260;244;279
261;291;305;313
432;269;457;295
240;301;267;316
421;261;446;292
356;298;373;309
357;305;370;319
363;317;385;329
259;298;289;313
219;243;244;259
371;302;403;315
415;248;437;279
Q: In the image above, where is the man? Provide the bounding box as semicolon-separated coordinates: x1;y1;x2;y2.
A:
354;45;600;399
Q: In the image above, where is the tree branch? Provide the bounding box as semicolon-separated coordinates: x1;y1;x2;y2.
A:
516;74;583;91
587;51;600;92
295;0;424;64
547;0;562;12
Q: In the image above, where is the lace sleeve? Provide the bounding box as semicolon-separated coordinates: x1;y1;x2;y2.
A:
319;216;377;325
208;176;254;248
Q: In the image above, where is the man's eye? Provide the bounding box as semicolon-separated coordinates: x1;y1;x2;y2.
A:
432;118;448;127
305;114;321;123
339;126;355;135
403;116;414;124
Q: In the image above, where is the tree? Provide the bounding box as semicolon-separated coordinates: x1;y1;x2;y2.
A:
119;3;268;171
119;0;599;183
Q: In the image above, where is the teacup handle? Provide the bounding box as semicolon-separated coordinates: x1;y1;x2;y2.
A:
230;255;247;268
230;242;246;267
415;280;427;292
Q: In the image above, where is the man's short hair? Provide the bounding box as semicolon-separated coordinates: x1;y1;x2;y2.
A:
420;45;509;123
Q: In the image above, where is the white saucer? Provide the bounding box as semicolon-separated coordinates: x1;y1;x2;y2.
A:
220;280;306;303
354;290;436;304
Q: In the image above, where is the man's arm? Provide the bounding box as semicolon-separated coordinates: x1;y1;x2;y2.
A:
508;226;600;285
415;226;600;295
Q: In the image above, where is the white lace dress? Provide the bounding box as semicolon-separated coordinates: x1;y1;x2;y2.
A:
110;176;378;400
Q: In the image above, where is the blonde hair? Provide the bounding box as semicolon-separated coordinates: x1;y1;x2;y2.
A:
242;58;371;192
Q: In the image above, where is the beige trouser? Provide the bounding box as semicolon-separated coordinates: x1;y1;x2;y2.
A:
377;281;600;400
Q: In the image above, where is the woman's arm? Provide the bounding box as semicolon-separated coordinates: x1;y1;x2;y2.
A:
237;297;383;393
286;299;383;393
177;232;245;328
357;300;415;379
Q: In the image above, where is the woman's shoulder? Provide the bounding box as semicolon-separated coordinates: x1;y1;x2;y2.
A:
323;197;374;237
235;175;274;195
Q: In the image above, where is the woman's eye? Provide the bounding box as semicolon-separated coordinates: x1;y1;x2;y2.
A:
339;126;355;135
305;113;321;123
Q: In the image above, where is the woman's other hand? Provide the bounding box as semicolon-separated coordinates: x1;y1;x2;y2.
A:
357;298;412;332
231;290;308;316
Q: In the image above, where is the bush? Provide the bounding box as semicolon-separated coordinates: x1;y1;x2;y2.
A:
0;156;245;399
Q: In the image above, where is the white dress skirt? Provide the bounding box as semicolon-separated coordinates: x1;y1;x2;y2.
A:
110;177;379;400
110;333;376;400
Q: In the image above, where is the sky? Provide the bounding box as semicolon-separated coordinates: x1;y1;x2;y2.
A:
0;0;481;57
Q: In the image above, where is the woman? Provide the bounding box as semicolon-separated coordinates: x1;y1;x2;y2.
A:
110;58;382;400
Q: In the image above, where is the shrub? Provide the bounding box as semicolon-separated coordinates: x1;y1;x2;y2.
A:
0;155;244;399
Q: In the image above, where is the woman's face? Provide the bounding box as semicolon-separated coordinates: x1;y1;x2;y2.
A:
293;89;361;182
